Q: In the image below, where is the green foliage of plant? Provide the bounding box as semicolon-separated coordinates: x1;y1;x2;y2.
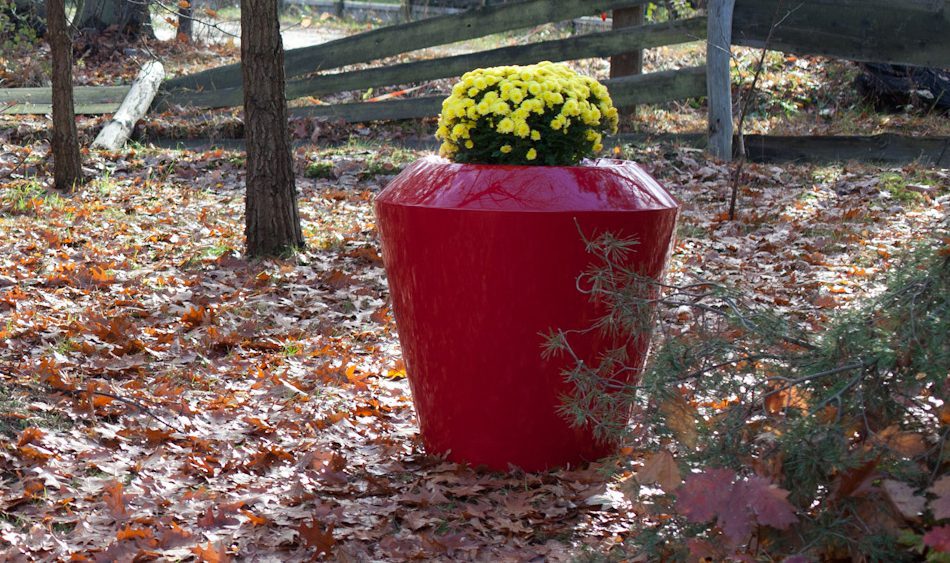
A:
0;0;48;86
549;222;950;561
644;0;699;22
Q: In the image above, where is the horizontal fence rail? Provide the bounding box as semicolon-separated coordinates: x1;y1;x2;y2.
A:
154;17;706;110
0;86;129;115
162;0;649;92
732;0;950;68
617;132;950;166
287;67;707;122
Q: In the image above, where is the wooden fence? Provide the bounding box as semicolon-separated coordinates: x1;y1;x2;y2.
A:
2;0;948;163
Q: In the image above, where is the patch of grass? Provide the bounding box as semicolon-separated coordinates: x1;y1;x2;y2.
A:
305;144;419;180
0;385;72;439
200;244;235;260
362;146;416;178
879;172;926;205
0;179;66;216
90;171;118;196
305;160;335;179
676;222;706;240
282;340;303;357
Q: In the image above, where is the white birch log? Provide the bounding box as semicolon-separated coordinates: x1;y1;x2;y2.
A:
92;60;164;150
706;0;735;161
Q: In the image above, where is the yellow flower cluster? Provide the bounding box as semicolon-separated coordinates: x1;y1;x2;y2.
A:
436;62;619;166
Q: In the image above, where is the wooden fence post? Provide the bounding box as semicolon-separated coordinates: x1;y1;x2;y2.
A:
706;0;735;161
609;6;644;126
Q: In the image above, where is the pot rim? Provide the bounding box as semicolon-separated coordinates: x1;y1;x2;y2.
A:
375;155;680;213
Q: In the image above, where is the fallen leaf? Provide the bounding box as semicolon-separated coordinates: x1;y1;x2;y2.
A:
881;479;925;520
929;476;950;520
875;426;927;457
924;525;950;552
659;394;698;450
636;450;682;492
191;542;231;563
102;480;129;520
297;519;335;556
197;506;239;529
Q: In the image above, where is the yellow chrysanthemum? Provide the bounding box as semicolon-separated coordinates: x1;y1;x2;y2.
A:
436;61;617;165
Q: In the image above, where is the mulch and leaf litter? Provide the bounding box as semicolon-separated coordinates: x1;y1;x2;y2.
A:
0;134;946;561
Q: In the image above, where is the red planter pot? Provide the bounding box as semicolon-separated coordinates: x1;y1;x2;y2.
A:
375;156;678;471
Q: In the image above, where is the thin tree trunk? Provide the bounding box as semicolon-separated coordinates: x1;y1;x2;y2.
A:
178;1;193;42
46;0;83;191
242;0;305;257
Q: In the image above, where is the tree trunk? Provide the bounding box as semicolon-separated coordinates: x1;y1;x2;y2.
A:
76;0;152;38
177;1;193;42
92;60;164;150
46;0;83;191
609;6;644;126
242;0;305;258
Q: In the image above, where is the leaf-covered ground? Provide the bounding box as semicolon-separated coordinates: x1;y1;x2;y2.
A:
0;135;946;560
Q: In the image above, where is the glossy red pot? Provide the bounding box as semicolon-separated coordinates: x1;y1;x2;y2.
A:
375;156;678;471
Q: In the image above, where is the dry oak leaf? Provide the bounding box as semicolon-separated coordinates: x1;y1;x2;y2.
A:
764;385;809;414
192;542;232;563
924;525;950;553
659;394;699;450
881;479;926;520
16;426;45;446
102;480;130;520
197;505;240;529
636;450;682;492
875;426;927;457
297;519;336;556
116;525;153;542
156;522;193;549
929;476;950;521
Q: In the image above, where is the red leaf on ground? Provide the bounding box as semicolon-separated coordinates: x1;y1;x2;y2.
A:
740;475;799;529
116;525;153;542
297;519;335;556
156;522;193;549
677;468;736;522
924;525;950;552
197;506;239;529
16;426;45;447
678;469;797;545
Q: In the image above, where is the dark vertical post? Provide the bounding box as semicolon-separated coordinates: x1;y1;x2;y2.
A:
609;6;644;128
